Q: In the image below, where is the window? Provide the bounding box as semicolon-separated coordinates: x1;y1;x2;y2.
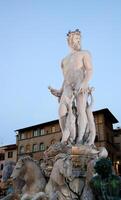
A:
46;127;51;134
32;144;38;152
20;133;25;140
39;159;43;164
52;126;56;133
0;164;3;170
18;134;20;140
20;146;24;154
33;130;38;137
26;144;31;152
26;132;30;139
116;155;121;160
40;143;45;151
40;129;45;136
8;152;13;158
0;154;5;161
116;143;120;151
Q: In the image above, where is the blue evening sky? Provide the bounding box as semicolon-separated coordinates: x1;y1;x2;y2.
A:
0;0;121;145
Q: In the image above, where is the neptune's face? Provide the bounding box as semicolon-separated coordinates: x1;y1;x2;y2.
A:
72;34;81;50
68;34;81;51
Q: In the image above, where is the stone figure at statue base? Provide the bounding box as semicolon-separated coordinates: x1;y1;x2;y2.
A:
90;158;121;200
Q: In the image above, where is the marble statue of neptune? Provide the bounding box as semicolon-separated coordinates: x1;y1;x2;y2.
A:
49;29;96;145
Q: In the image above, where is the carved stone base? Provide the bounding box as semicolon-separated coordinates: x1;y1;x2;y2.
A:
42;143;106;200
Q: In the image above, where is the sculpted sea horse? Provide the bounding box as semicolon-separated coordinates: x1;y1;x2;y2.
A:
11;156;48;200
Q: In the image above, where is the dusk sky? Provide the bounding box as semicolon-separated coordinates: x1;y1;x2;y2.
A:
0;0;121;145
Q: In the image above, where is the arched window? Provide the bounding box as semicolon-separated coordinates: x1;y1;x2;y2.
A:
20;146;24;154
40;143;45;151
26;144;31;153
51;139;56;144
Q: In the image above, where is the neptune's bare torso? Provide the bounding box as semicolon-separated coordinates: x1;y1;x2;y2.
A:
62;51;87;91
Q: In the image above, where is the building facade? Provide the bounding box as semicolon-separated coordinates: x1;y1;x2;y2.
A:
16;120;61;161
0;148;5;179
93;109;118;161
113;128;121;175
0;144;17;182
3;144;17;163
16;108;118;163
